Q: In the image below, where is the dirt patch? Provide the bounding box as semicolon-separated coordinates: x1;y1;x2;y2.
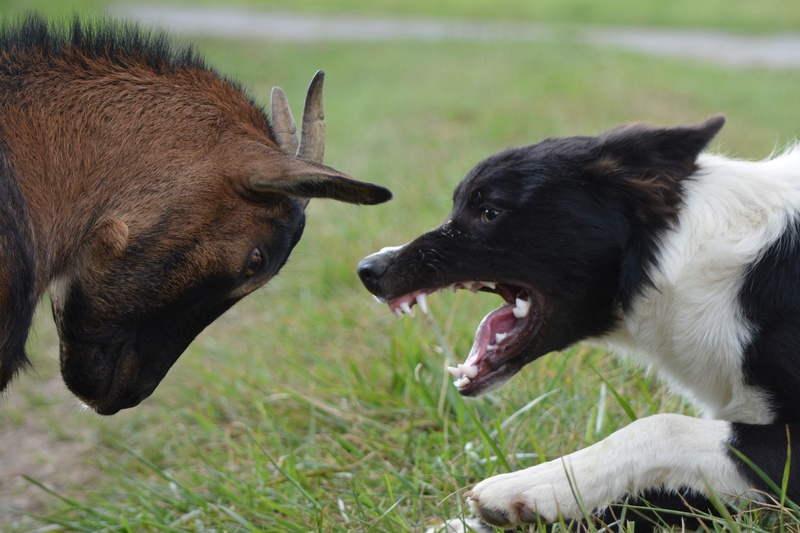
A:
0;380;103;529
0;314;103;529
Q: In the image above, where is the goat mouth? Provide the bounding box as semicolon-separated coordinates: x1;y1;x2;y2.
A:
91;347;148;415
385;281;545;396
68;341;150;416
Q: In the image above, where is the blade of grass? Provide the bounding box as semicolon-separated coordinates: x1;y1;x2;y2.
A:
245;430;322;512
587;362;638;422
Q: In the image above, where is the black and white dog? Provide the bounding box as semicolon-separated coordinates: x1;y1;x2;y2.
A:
358;116;800;529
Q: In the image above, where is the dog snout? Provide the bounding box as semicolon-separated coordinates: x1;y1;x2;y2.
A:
357;252;391;296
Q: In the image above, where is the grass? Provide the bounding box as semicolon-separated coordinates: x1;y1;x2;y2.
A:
187;0;800;33
1;2;800;532
5;0;800;32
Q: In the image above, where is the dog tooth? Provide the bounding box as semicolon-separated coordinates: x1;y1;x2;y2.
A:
495;332;508;344
394;308;404;318
453;375;471;388
469;282;480;293
482;281;496;290
513;297;532;318
400;302;415;317
457;364;479;379
446;366;462;378
416;293;429;314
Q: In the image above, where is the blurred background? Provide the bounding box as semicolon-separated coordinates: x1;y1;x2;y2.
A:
1;1;799;531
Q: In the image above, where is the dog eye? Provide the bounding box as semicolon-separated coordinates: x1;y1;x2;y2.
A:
481;208;501;222
243;248;264;278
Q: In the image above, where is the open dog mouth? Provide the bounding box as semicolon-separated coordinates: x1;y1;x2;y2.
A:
384;281;545;396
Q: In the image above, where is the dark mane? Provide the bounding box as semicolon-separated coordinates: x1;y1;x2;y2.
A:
0;12;270;140
0;13;208;74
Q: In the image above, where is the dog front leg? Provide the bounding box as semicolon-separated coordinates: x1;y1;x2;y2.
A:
466;414;755;529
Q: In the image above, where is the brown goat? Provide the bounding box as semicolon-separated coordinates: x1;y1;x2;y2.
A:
0;15;391;414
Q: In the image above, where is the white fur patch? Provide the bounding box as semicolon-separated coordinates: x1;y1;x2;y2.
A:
599;147;800;423
48;271;74;321
467;415;754;524
375;242;409;256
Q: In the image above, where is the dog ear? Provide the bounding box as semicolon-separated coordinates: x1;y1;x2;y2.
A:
583;117;724;311
594;115;725;179
584;115;725;223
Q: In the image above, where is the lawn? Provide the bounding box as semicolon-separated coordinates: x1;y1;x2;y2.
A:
3;0;800;31
1;2;800;532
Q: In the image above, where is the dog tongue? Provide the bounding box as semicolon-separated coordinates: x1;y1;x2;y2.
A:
464;303;517;368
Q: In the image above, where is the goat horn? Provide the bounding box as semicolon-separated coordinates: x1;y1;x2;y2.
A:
296;70;326;163
270;86;300;155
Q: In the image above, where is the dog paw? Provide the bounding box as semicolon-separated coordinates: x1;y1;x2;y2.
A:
465;461;591;527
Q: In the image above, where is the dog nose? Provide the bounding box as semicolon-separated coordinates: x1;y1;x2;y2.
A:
357;253;389;296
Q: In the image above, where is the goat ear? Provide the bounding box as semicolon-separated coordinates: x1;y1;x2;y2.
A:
83;218;129;260
244;150;392;205
597;115;725;177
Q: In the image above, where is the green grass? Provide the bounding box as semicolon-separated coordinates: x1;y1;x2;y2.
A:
188;0;800;33
2;3;800;532
3;0;800;31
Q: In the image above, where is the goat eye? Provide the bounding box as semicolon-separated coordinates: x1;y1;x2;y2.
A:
481;208;501;222
243;248;264;278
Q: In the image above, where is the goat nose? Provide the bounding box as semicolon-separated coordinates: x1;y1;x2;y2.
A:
357;254;389;296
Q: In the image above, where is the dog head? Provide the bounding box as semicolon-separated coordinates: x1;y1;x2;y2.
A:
358;116;724;395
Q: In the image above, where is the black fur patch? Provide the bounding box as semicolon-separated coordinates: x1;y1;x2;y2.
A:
0;13;206;74
739;218;800;421
728;422;800;503
0;138;36;390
